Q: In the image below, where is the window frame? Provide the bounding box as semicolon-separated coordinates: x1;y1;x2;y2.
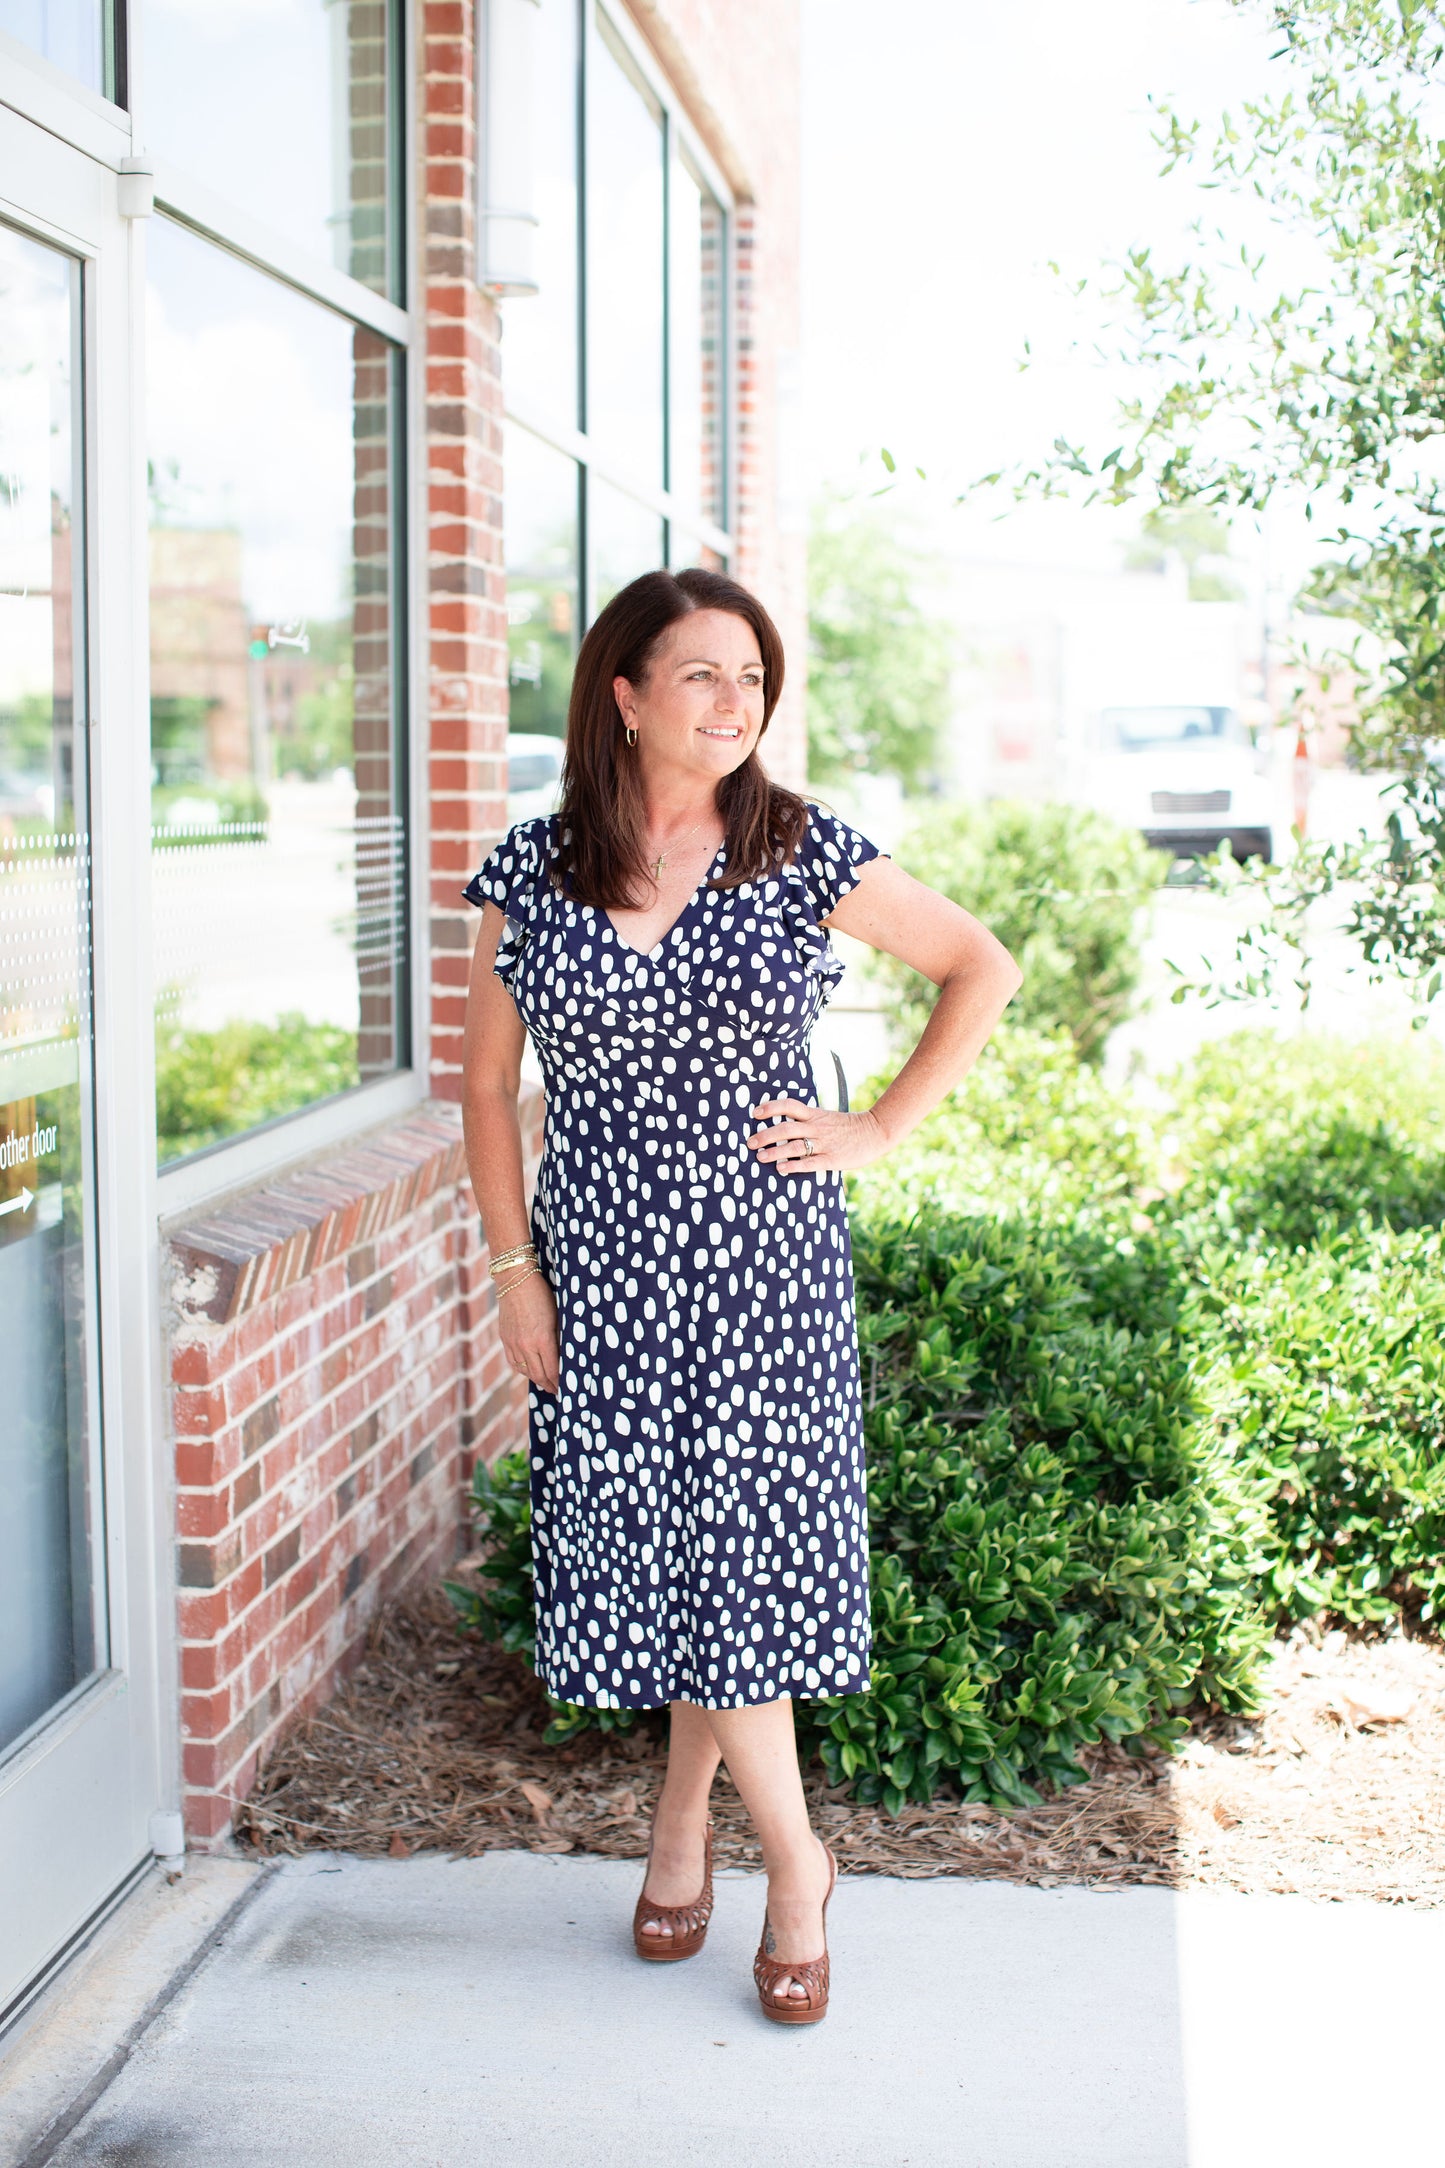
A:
0;24;132;163
125;0;428;1219
492;0;735;633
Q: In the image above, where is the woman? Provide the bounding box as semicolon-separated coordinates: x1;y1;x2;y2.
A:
462;567;1020;2026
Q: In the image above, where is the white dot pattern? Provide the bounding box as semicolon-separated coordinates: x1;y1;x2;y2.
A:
463;805;880;1711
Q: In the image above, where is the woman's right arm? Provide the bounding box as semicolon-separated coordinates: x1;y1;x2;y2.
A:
461;902;559;1395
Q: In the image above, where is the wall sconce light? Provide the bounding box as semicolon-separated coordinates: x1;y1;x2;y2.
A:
479;0;541;297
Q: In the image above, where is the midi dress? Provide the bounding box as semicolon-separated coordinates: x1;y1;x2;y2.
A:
464;802;883;1711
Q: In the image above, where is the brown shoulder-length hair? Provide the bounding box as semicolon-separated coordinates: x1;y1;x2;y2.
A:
551;566;808;909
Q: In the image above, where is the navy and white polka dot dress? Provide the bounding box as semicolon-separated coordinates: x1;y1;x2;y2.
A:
464;804;882;1712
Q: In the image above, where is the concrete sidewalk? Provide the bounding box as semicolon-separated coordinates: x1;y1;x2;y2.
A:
11;1852;1442;2168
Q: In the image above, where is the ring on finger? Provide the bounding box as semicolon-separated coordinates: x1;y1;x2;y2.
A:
799;1135;816;1159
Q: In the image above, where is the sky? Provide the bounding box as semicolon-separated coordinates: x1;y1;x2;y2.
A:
799;0;1304;581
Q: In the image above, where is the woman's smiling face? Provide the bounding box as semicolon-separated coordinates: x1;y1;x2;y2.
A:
613;608;767;784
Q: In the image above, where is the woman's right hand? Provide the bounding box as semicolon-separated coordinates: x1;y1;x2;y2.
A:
499;1271;560;1396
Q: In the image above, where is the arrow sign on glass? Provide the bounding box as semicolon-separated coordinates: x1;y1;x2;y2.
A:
0;1188;34;1219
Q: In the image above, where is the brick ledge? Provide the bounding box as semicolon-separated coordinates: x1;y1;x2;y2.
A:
169;1103;474;1327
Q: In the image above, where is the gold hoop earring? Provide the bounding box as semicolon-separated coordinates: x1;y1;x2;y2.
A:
624;726;638;748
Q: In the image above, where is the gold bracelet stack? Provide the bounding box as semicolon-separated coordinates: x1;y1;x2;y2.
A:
489;1240;541;1302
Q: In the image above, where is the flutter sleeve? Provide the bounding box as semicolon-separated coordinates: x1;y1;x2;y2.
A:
462;818;547;990
794;802;886;918
776;802;887;1002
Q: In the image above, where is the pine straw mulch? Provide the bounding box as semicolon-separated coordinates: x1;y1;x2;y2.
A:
234;1591;1445;1906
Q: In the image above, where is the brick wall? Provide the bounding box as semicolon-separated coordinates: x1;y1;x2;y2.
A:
167;1102;543;1843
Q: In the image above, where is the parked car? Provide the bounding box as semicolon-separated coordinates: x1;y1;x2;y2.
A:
1080;704;1273;863
507;732;564;824
0;769;53;826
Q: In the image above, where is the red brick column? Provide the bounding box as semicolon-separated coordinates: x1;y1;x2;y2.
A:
730;205;806;791
423;0;509;1101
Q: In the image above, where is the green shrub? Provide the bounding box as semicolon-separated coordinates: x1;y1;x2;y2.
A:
1124;1033;1445;1630
155;1010;359;1162
860;1021;1445;1247
1197;1226;1445;1626
855;1023;1157;1229
876;799;1164;1061
800;1211;1268;1811
448;1452;535;1658
1164;1033;1445;1246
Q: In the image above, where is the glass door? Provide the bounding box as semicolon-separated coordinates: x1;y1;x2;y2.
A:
0;217;104;1770
0;100;166;2025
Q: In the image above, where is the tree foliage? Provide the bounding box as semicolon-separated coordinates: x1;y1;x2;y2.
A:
1123;507;1243;600
806;500;953;794
1020;0;1445;1008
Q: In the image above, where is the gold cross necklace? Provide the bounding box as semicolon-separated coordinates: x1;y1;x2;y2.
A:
650;817;711;883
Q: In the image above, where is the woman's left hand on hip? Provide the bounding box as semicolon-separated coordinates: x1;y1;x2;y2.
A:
746;1098;889;1175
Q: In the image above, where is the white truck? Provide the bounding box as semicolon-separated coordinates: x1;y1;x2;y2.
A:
1079;703;1274;865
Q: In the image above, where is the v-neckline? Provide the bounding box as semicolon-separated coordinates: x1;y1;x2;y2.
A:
601;843;727;960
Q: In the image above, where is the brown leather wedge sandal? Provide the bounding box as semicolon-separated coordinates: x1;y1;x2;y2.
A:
632;1816;715;1963
753;1843;838;2026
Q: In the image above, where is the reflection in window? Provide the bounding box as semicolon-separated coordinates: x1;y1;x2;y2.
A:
497;4;731;705
591;479;663;611
667;529;725;576
588;8;664;482
669;153;725;527
0;0;106;93
147;220;406;1165
499;0;579;428
504;425;578;740
0;221;103;1752
139;0;395;296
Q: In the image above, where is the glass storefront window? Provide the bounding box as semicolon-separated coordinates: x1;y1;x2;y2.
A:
147;219;406;1165
667;528;724;575
669;152;725;528
591;478;663;611
498;3;730;712
588;8;664;482
0;221;103;1752
499;0;579;429
0;0;107;94
140;0;396;296
504;424;579;740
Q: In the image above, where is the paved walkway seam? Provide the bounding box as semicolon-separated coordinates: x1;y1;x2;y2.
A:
18;1863;281;2168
